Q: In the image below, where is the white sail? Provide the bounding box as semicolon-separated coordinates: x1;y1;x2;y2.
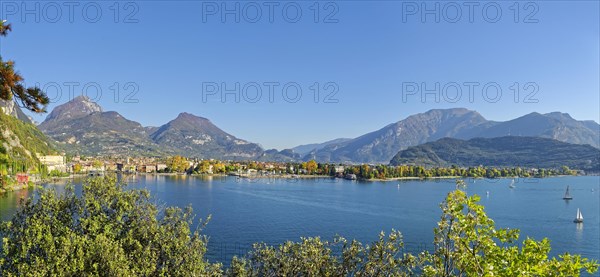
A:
574;208;584;223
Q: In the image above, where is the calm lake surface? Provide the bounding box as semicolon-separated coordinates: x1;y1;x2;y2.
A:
1;175;599;268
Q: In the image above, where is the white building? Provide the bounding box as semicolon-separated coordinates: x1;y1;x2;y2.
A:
38;155;67;172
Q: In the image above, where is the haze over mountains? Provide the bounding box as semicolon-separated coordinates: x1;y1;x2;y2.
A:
33;96;600;163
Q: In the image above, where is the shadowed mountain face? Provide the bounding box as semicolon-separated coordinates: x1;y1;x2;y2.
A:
389;136;600;172
149;113;264;159
304;109;600;163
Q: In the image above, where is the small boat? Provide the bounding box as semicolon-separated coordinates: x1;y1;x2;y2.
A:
486;191;490;197
563;185;573;200
509;179;515;189
573;208;583;223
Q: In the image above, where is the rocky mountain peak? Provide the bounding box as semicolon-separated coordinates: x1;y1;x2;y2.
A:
43;95;102;124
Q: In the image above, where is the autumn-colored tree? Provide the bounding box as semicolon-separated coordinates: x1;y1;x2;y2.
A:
72;163;82;174
195;160;211;174
166;156;190;173
306;160;317;174
213;162;226;174
0;21;49;113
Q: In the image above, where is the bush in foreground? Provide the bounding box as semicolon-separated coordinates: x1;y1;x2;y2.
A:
1;177;597;276
0;177;221;276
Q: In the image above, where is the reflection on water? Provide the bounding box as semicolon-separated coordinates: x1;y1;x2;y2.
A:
0;186;33;221
576;222;584;237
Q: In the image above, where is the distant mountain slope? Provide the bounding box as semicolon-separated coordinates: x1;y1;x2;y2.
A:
390;136;600;171
472;112;600;147
305;108;488;163
257;148;302;162
306;109;599;163
150;113;264;159
292;138;351;155
39;96;165;156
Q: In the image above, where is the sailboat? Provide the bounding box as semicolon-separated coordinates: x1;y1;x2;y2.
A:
573;208;583;223
509;179;515;189
563;185;573;200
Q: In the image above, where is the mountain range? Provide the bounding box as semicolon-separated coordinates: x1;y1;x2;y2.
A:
389;136;600;172
36;96;284;160
304;109;599;163
29;96;600;163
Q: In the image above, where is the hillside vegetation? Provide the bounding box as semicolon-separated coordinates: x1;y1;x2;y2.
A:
0;112;56;176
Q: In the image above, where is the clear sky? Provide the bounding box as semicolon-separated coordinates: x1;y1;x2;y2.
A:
1;1;598;150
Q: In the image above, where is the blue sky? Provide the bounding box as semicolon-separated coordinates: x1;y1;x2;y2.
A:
1;1;598;150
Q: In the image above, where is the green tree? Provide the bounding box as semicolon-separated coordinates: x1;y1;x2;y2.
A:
0;21;49;113
92;160;103;169
0;177;221;276
422;184;598;276
226;230;421;276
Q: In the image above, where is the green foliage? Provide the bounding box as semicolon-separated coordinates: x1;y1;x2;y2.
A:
48;169;69;177
0;112;56;176
0;177;221;276
226;230;421;277
421;186;599;276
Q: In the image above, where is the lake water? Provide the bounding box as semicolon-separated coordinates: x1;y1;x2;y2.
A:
1;175;599;270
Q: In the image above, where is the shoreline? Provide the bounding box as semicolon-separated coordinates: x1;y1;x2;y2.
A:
2;173;594;194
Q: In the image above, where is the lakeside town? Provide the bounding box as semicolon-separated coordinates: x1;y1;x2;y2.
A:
1;151;583;192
